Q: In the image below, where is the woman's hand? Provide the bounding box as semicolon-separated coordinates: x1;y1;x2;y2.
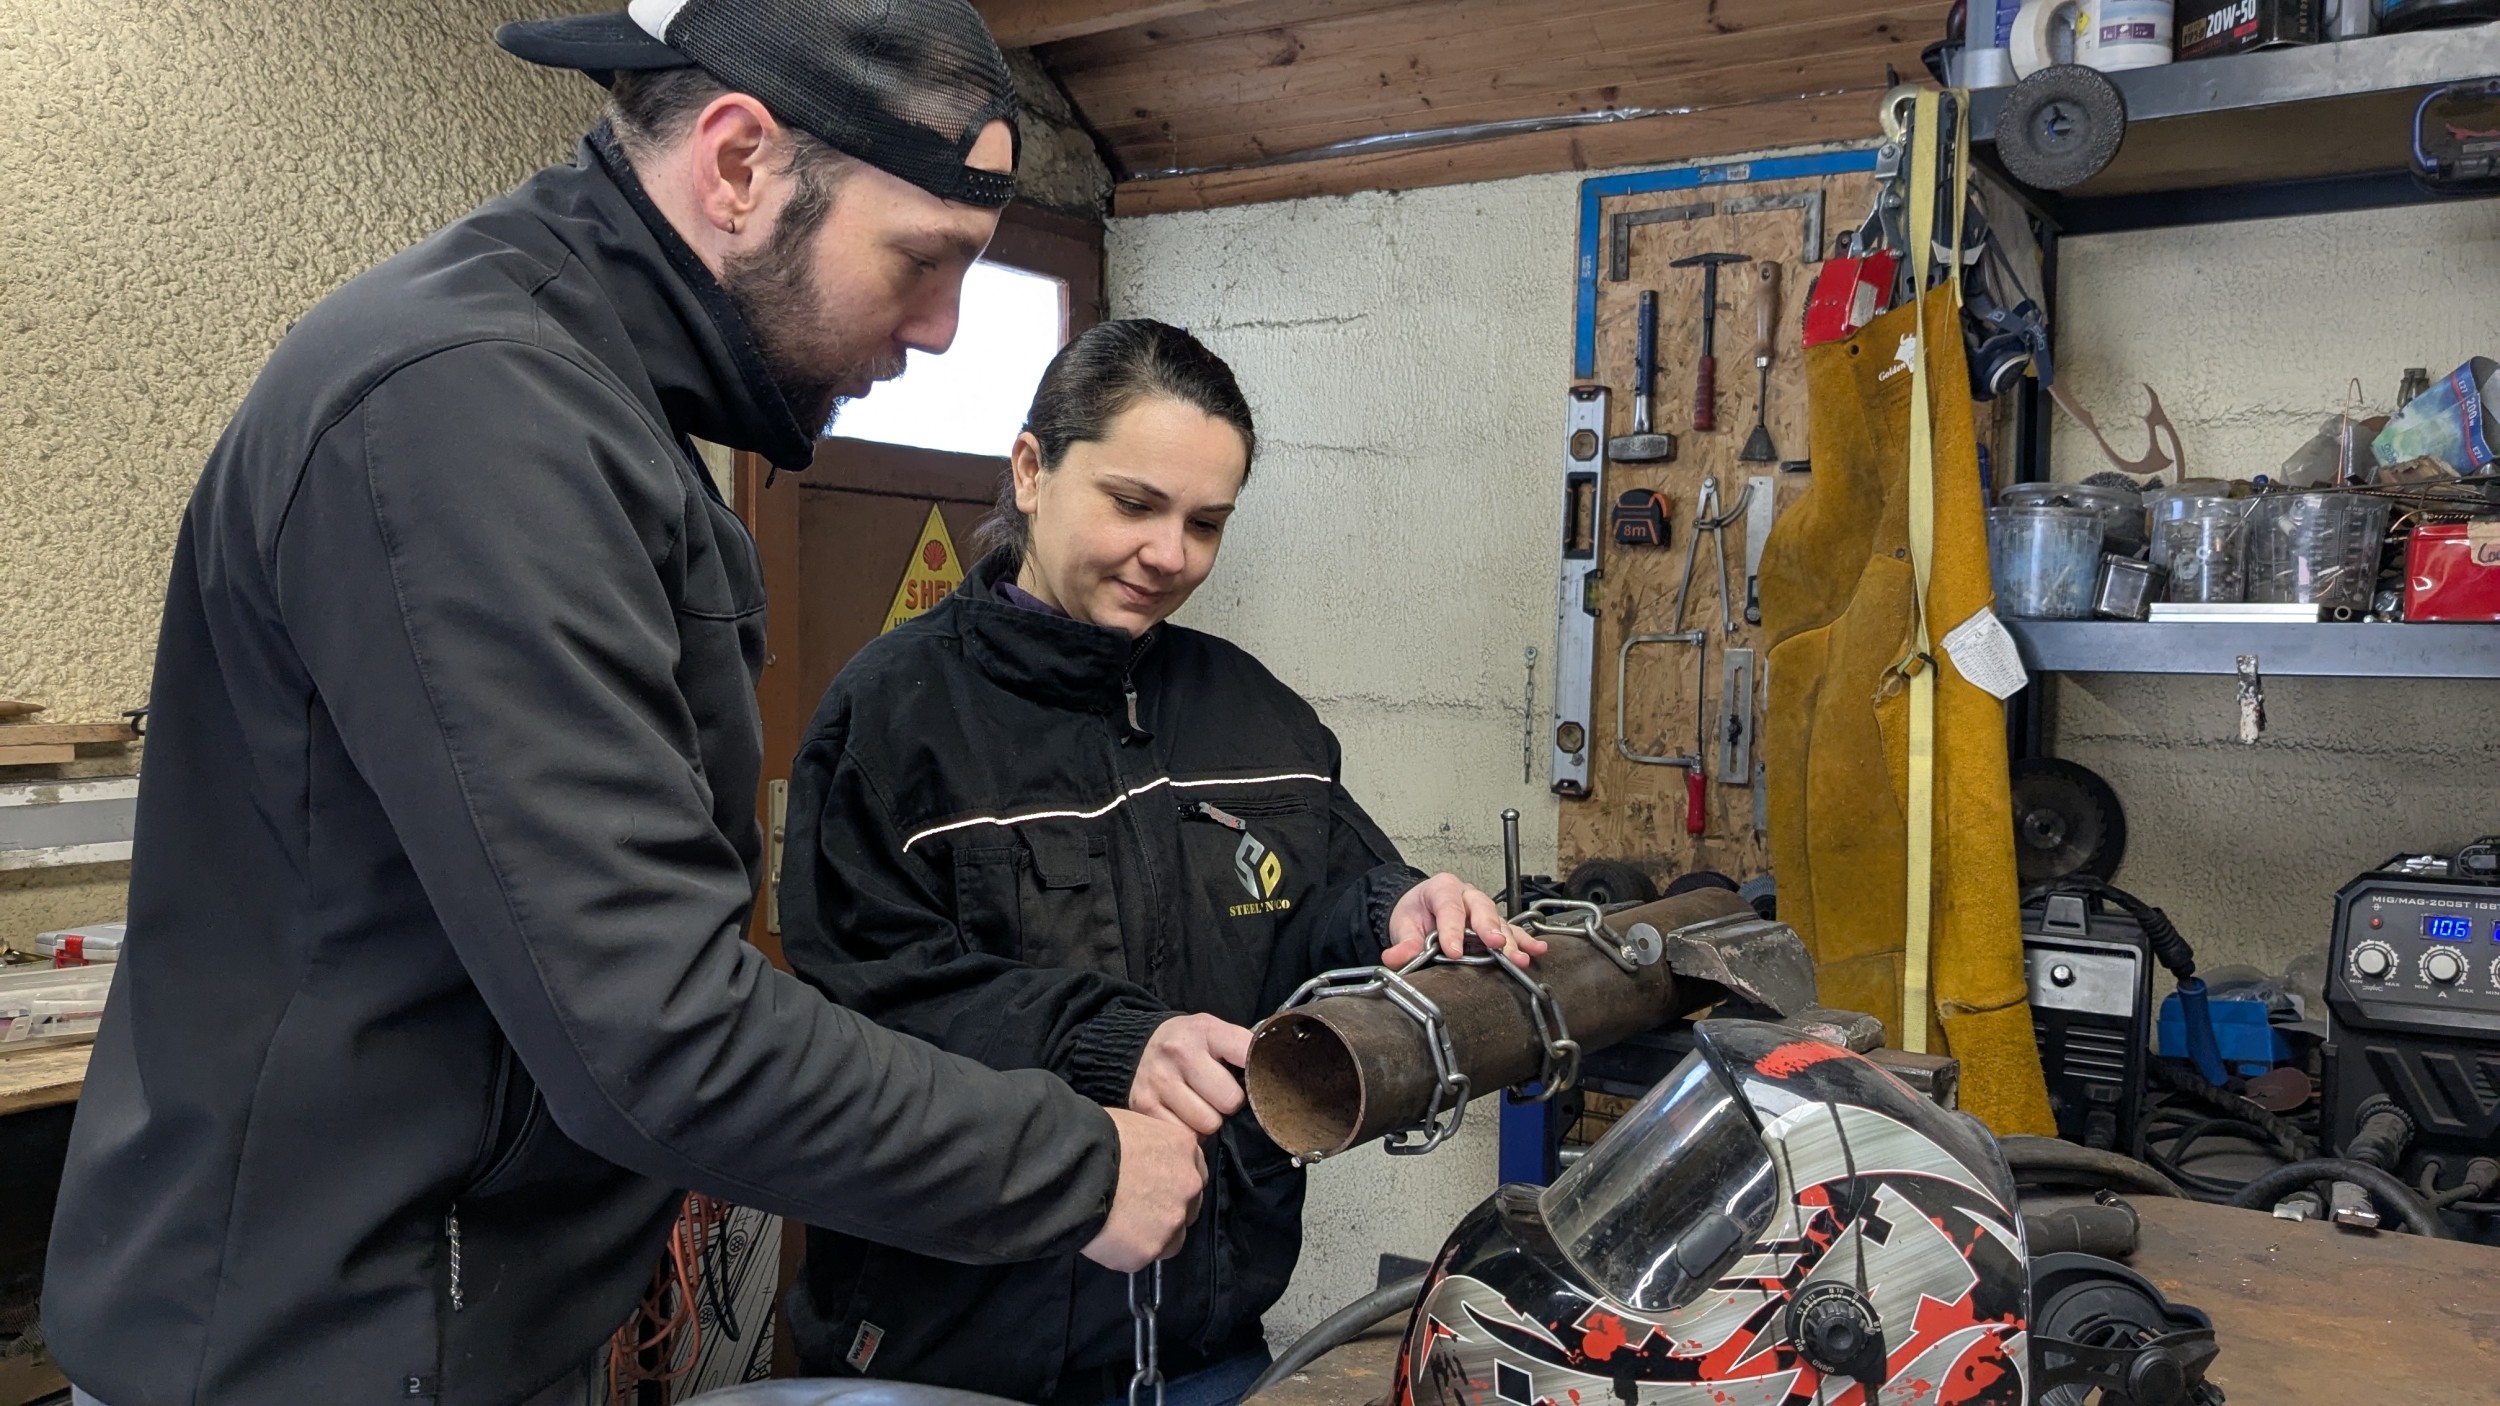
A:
1380;873;1544;970
1129;1013;1254;1137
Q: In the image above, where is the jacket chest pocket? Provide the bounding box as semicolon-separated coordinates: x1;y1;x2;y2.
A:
1177;797;1320;1014
951;822;1127;978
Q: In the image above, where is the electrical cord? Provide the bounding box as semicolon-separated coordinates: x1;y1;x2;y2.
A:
2025;876;2197;982
2226;1159;2450;1238
1242;1275;1426;1401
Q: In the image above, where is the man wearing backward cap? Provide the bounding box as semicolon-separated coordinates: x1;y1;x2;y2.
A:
42;4;1205;1404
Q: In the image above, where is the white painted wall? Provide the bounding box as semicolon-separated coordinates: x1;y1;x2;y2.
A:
1109;174;1585;1342
2049;200;2500;977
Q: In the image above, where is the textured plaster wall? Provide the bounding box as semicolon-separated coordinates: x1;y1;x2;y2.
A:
2049;201;2500;977
0;2;609;942
1110;173;1586;1341
1;1;608;723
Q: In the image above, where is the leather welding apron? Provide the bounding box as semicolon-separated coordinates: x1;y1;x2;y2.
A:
1757;286;2055;1138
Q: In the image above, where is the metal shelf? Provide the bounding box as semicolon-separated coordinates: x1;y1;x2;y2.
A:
1971;25;2500;230
2004;620;2500;678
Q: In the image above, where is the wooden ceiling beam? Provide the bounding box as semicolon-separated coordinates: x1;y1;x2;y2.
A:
1109;90;1884;216
976;0;1254;47
1082;21;1932;175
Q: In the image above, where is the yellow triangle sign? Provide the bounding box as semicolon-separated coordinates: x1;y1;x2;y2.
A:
881;505;967;634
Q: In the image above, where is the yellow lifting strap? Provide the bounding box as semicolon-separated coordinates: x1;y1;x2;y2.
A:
1898;90;1969;1054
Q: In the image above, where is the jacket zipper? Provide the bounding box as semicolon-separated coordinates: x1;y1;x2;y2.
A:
446;1207;465;1313
1185;801;1247;831
1116;632;1167;987
1118;633;1157;747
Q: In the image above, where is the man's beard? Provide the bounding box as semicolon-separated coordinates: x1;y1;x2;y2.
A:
720;224;906;435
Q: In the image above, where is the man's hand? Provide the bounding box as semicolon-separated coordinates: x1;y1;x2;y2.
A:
1380;873;1545;970
1130;1013;1253;1137
1081;1108;1207;1273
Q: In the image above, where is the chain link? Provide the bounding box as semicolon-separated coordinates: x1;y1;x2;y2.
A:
1126;1262;1163;1406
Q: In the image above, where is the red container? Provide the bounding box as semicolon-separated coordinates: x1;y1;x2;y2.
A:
2404;522;2500;621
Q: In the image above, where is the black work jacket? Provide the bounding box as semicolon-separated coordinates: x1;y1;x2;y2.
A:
43;131;1121;1406
778;550;1426;1400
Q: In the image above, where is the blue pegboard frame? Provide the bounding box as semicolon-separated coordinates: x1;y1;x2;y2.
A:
1571;149;1885;382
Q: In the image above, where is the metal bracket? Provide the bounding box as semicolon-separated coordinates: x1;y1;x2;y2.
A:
1843;140;1908;258
1723;189;1827;263
1608;200;1718;281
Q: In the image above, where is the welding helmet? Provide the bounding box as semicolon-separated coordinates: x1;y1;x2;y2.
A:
1393;1019;2032;1405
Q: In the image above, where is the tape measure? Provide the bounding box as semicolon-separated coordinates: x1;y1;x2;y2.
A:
1611;488;1672;547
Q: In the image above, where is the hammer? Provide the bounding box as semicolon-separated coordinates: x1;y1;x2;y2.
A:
1671;252;1751;432
1608;289;1677;463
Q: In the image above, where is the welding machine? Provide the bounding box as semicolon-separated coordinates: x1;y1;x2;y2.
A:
2024;890;2154;1153
2324;844;2500;1222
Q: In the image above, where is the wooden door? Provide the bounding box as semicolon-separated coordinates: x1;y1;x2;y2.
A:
738;204;1103;971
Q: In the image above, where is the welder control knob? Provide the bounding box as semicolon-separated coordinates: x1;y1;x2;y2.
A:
1787;1283;1882;1377
2424;947;2467;985
2049;962;2076;987
2352;943;2396;982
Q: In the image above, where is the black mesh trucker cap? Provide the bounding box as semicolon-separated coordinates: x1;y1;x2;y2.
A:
496;0;1019;208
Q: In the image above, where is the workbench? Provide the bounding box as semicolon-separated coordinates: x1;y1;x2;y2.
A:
0;1044;88;1117
1250;1196;2500;1405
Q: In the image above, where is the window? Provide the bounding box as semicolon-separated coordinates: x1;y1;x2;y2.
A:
826;261;1067;457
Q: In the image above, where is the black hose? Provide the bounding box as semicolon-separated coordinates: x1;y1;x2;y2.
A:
2146;1065;2317;1159
2226;1159;2450;1238
2160;1116;2307;1178
1244;1275;1425;1400
1998;1136;2184;1198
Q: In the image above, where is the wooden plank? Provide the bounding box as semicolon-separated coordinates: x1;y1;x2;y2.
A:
1250;1198;2500;1404
977;0;1249;46
0;842;134;872
0;746;76;768
1110;91;1881;214
0;1044;91;1117
1048;0;1934;171
0;723;138;746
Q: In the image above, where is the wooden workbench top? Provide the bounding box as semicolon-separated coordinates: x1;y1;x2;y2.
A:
0;1043;90;1116
1253;1196;2500;1404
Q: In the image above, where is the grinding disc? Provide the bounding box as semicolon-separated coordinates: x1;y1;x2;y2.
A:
1996;64;2126;191
2010;756;2126;885
1564;858;1658;908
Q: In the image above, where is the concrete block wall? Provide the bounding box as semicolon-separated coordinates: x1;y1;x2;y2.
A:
1109;174;1587;1340
2049;201;2500;977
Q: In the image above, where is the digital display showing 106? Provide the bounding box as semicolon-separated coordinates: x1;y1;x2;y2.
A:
2420;914;2488;941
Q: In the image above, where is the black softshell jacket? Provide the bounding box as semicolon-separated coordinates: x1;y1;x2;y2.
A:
777;550;1427;1401
42;131;1122;1406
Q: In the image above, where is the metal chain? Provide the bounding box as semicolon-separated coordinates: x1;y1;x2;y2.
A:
1276;952;1474;1157
1126;1262;1163;1406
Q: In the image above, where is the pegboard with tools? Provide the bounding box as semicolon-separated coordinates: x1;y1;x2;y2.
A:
1552;154;1881;883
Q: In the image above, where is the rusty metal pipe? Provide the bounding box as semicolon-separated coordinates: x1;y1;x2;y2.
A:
1245;889;1757;1160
